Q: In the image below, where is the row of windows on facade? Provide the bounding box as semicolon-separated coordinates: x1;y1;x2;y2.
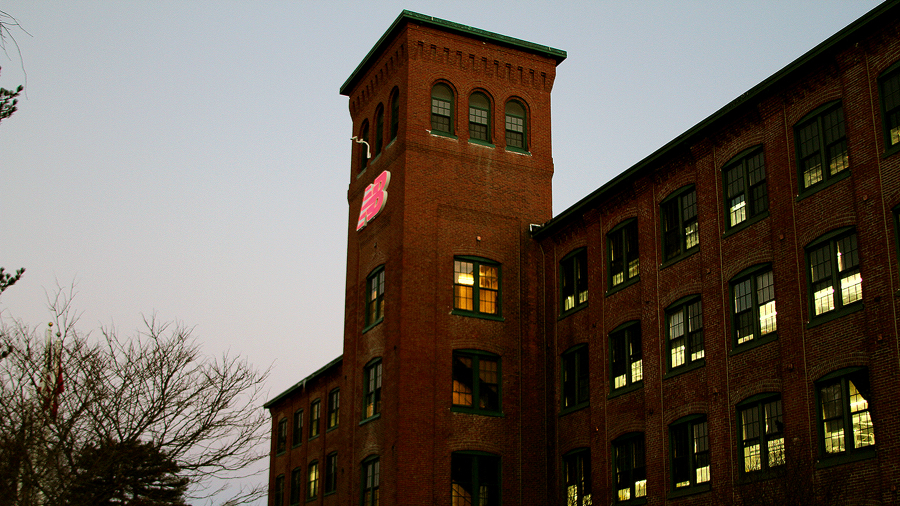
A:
430;83;530;150
564;367;874;505
275;388;340;454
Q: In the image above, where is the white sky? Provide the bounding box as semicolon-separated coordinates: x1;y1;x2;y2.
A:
0;1;883;501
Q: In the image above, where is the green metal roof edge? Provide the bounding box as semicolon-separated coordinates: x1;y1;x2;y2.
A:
264;354;343;409
340;10;566;96
532;0;899;240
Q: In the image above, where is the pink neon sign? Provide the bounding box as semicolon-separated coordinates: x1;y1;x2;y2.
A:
356;170;391;231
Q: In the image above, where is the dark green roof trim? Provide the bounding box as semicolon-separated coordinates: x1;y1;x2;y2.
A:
264;355;343;409
532;0;900;240
340;10;566;96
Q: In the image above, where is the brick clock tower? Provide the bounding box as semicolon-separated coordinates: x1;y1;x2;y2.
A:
339;11;565;506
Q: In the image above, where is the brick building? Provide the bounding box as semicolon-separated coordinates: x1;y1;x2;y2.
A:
266;3;900;505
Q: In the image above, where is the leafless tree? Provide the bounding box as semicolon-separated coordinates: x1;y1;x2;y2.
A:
0;290;270;505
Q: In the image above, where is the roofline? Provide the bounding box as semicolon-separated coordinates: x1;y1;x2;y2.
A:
532;0;899;239
340;10;567;96
264;355;343;409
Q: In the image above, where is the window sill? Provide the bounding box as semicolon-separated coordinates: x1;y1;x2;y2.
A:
730;333;777;356
616;497;647;506
815;447;876;468
806;302;864;329
558;303;588;320
326;425;338;433
362;318;383;334
659;247;699;270
736;466;785;484
292;443;302;449
323;490;336;497
606;276;639;297
664;359;705;379
307;435;319;442
796;169;851;201
450;309;504;321
668;483;711;499
451;406;505;417
359;413;381;426
504;146;531;155
723;211;770;239
276;450;286;456
608;381;643;400
559;402;589;417
883;142;900;159
468;138;495;148
428;130;457;140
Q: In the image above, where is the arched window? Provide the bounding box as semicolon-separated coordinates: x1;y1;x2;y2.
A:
431;83;454;134
358;121;369;172
375;104;384;157
505;100;526;150
389;88;400;142
469;92;491;142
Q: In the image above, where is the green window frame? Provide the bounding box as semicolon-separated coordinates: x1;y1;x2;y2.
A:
365;266;385;328
390;88;399;142
795;101;849;193
276;418;287;454
453;257;501;318
608;219;640;290
363;358;382;421
307;460;319;500
325;452;337;495
666;296;704;372
431;83;454;135
358;121;369;172
452;350;501;415
290;467;302;505
730;265;777;349
504;100;527;151
610;321;642;393
451;451;500;506
737;394;784;474
661;186;698;263
878;61;900;153
563;448;592;506
670;415;710;494
469;92;491;143
308;400;320;439
375;104;384;157
613;433;646;503
292;409;303;447
560;248;588;314
327;388;340;429
816;368;875;461
361;456;380;506
895;205;900;274
806;228;862;321
561;345;589;412
723;146;768;230
273;473;285;506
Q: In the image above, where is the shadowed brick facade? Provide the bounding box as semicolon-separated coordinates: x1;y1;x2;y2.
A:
267;4;900;505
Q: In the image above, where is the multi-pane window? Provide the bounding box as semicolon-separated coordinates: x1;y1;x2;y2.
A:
562;345;589;411
667;298;704;370
807;230;862;317
452;351;500;414
325;452;337;495
732;267;777;347
327;388;340;429
610;322;642;391
560;249;588;313
671;416;710;492
451;452;500;506
453;257;500;316
739;395;784;473
362;456;380;506
363;359;382;419
290;467;302;505
564;449;592;506
358;121;369;172
273;473;285;506
613;434;646;502
724;147;768;228
390;89;399;142
309;400;320;439
431;83;454;134
817;368;875;457
375;105;384;156
795;101;849;191
505;100;526;149
292;409;303;447
307;461;319;500
608;220;639;288
469;92;491;142
276;418;287;454
661;186;699;261
880;62;900;149
366;267;385;327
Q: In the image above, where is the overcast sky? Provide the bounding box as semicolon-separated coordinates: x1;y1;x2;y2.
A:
0;0;884;501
